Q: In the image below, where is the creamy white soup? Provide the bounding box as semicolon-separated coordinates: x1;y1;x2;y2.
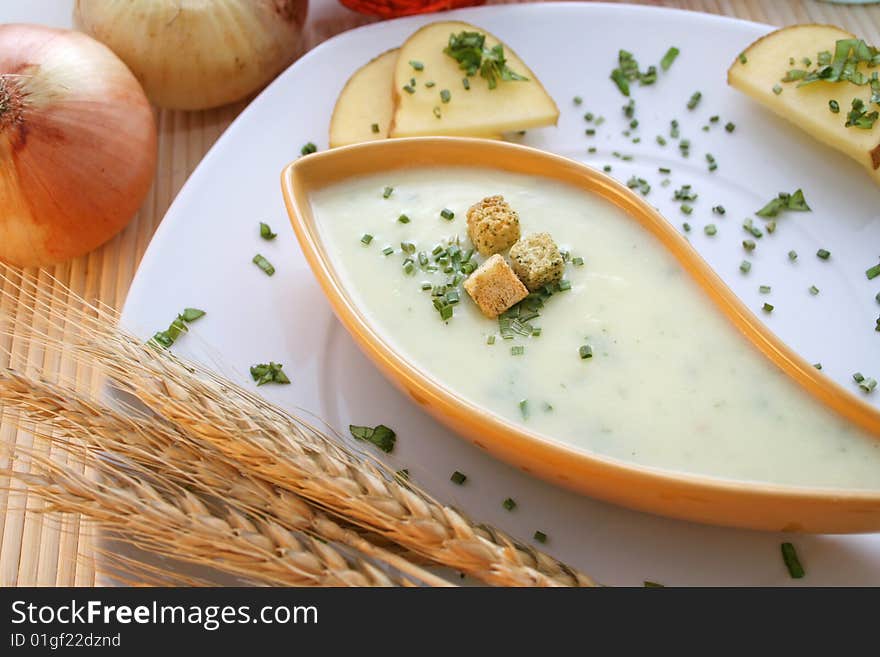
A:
311;168;880;488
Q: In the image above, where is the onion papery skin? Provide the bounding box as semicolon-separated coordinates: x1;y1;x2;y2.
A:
75;0;309;111
0;24;157;268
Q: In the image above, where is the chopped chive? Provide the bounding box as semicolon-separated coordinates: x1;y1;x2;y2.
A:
409;60;424;71
584;112;594;121
656;135;667;146
740;260;752;273
660;46;680;71
710;115;720;123
425;80;435;88
421;281;432;290
725;122;735;133
502;497;517;511
788;250;798;261
259;222;277;240
180;308;206;322
704;224;717;236
860;378;878;393
772;84;783;95
876;292;880;304
603;165;612;172
300;142;317;156
462;77;470;90
360;233;373;245
587;147;597;153
814;363;822;370
533;530;547;544
829;99;840;113
809;285;820;295
866;262;880;280
558;279;572;291
686;91;702;110
579;344;593;359
816;248;831;260
397;214;410;224
440;89;451;103
658;167;671;174
519;399;529;419
573;96;583;105
371;123;380;133
738;53;747;64
743;238;755;251
382;246;393;256
486;335;496;345
759;285;771;294
383;186;393;198
682;222;691;232
511;345;524;356
440;208;455;220
531;327;542;337
249;361;291;386
585;128;596;136
402;84;415;94
706;153;717;171
433;106;442;119
572;257;585;266
766;220;777;234
762;302;774;313
854;372;865;383
712;205;726;215
252;254;275;276
403;260;415;275
681;204;693;215
644;581;665;588
400;241;415;253
781;542;805;579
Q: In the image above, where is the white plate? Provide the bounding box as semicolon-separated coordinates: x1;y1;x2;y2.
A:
114;3;880;585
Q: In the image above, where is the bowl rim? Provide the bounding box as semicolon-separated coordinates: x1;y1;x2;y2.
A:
281;136;880;532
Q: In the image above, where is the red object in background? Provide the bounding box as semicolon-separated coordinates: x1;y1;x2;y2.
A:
339;0;486;18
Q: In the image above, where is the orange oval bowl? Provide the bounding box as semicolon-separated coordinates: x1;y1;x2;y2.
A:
281;137;880;533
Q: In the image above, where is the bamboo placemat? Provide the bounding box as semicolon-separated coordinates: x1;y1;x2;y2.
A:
0;0;877;587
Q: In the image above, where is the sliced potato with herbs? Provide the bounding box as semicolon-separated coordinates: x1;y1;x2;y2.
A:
390;21;559;137
728;24;880;184
330;49;399;148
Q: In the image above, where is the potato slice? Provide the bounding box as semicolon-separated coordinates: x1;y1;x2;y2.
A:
390;21;559;137
329;49;399;148
728;24;880;184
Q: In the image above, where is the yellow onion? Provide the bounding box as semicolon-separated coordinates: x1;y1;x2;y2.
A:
0;24;157;268
75;0;309;111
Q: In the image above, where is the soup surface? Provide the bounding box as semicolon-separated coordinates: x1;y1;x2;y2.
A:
311;167;880;489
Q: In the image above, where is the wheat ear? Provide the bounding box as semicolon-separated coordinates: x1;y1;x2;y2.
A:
0;370;450;586
1;444;407;587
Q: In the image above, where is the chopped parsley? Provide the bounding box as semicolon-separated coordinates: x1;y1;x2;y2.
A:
250;362;291;386
150;307;206;349
259;222;277;240
349;424;396;453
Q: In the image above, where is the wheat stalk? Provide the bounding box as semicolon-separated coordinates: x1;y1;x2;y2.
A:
0;268;596;587
2;443;407;587
0;370;450;586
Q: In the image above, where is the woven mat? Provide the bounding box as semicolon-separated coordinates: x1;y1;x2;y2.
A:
0;0;877;586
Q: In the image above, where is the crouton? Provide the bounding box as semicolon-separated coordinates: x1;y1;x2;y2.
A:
466;195;521;256
463;254;528;318
509;232;564;291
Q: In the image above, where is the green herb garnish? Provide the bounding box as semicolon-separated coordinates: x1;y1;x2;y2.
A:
866;261;880;280
250;362;291;386
725;122;735;133
371;123;380;133
755;189;811;217
788;250;798;261
660;46;680;71
762;302;774;313
579;344;593;359
383;186;394;198
450;470;467;485
349;424;396;453
829;99;840;113
252;254;275;276
444;31;528;90
781;542;805;579
759;285;771;294
300;142;317;156
816;248;831;260
712;205;726;215
440;89;451;103
705;224;717;236
150;307;206;349
686;91;702;109
740;260;752;273
260;222;277;240
533;530;547;544
502;497;517;511
440;208;455;220
397;214;410;224
743;238;755;251
360;233;373;245
409;60;424;71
